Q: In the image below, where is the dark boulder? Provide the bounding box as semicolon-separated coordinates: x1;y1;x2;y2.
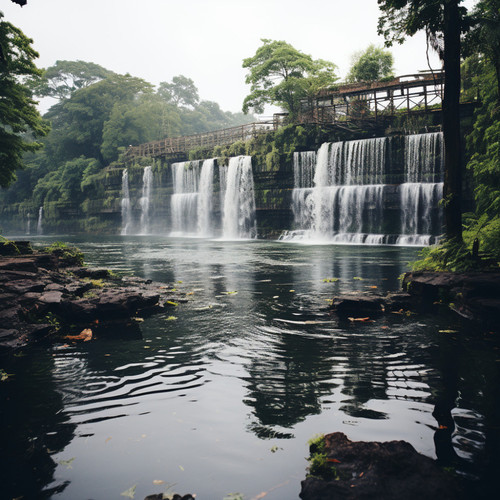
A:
331;295;385;318
300;432;461;500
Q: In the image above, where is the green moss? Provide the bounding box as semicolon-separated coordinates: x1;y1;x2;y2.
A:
43;242;84;266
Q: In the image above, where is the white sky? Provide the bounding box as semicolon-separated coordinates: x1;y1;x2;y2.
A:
1;0;477;115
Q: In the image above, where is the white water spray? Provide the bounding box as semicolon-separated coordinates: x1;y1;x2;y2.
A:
121;169;133;235
139;166;153;234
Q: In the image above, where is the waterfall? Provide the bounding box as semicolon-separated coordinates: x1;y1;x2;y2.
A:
36;206;43;235
197;159;215;236
26;213;31;235
139;166;153;234
170;159;216;237
282;133;443;246
396;132;443;246
221;156;257;239
283;137;388;243
121;169;133;235
170;161;200;236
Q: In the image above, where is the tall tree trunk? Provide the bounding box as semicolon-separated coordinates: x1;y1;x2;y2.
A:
442;0;463;242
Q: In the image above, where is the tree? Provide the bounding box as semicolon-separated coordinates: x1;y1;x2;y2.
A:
43;73;153;164
0;12;50;187
242;39;337;117
347;44;394;82
378;0;469;243
158;75;199;108
32;60;115;101
464;0;500;102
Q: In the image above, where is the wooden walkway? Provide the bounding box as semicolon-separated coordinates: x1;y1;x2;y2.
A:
124;70;461;162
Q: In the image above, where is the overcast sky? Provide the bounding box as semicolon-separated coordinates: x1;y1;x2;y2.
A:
2;0;477;115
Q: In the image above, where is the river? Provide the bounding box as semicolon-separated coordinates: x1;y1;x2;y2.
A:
1;236;498;499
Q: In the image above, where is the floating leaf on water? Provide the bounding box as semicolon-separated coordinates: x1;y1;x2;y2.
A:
222;291;238;295
120;484;137;498
152;479;165;485
179;465;185;471
347;317;373;323
132;317;144;322
224;494;244;500
322;278;339;282
270;445;281;453
186;292;194;296
58;457;75;469
176;280;183;284
353;277;363;280
368;286;378;289
64;328;92;342
166;301;178;306
0;369;14;382
289;289;295;292
166;316;178;321
439;329;458;333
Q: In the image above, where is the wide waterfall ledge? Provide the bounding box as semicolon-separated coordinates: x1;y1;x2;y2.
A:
281;132;444;246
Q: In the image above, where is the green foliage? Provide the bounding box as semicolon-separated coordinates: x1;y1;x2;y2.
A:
347;44;394;82
306;434;338;480
0;13;50;187
43;241;84;266
242;39;337;117
158;75;199;108
31;60;115;101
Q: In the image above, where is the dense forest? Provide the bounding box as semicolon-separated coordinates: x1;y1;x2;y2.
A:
1;0;499;267
0;56;254;212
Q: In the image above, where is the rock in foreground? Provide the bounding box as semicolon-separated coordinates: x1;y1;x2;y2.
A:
300;432;461;500
0;244;186;349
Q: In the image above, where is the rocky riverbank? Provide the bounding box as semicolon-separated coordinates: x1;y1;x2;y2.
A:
330;270;500;331
0;242;187;349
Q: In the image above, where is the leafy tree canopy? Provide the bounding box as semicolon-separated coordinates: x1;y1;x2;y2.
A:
347;44;394;82
242;39;338;117
32;60;115;101
0;12;50;187
158;75;200;108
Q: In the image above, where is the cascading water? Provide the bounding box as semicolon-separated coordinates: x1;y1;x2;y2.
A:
139;166;153;234
26;213;31;235
36;206;43;235
197;159;215;236
282;133;443;246
397;132;444;245
283;137;388;243
221;156;257;239
121;169;133;235
170;159;216;237
170;161;200;236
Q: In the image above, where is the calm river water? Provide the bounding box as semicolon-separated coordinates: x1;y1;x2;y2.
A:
1;236;499;499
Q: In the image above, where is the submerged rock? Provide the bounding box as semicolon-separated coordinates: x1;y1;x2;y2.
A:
300;432;461;500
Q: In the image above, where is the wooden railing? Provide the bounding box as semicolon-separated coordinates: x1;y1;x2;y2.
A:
124;119;284;161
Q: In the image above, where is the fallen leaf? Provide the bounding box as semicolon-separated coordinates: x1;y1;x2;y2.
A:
327;458;341;463
439;329;458;334
153;480;164;485
186;292;194;296
120;484;136;498
166;316;177;321
166;301;178;306
368;286;378;289
58;457;75;469
64;328;92;342
322;278;339;283
439;425;448;430
381;326;389;329
348;317;373;322
222;291;238;295
359;472;364;478
353;277;363;280
179;465;185;471
132;317;144;322
289;289;295;292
